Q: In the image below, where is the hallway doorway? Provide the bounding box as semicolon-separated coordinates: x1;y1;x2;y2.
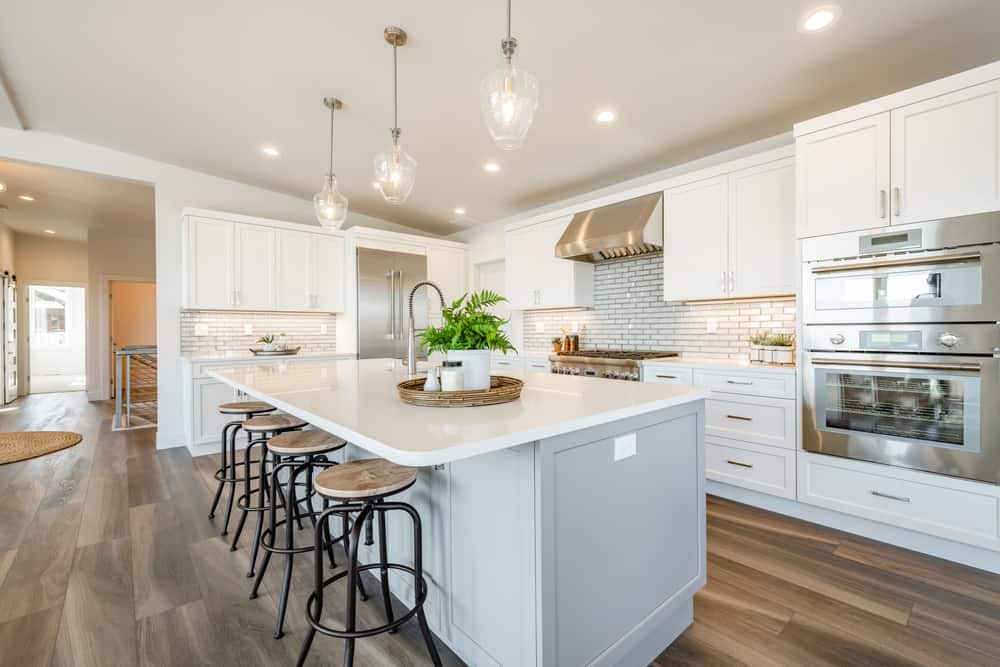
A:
27;284;86;393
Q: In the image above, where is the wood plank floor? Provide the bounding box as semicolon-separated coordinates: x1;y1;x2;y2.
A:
0;392;998;666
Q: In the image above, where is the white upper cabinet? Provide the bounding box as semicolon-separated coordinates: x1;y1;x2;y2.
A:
795;63;1000;238
233;224;275;309
186;216;234;309
427;246;467;310
663;176;729;301
505;216;593;310
890;80;1000;224
312;234;345;313
729;158;796;298
795;114;890;238
182;209;346;312
275;229;314;311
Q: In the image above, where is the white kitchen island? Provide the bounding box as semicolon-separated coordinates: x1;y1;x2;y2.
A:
209;358;709;667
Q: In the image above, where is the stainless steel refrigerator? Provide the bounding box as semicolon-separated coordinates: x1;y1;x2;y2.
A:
357;248;429;360
1;273;17;404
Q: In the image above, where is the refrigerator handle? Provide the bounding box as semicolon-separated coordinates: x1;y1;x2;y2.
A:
396;270;405;340
387;270;396;340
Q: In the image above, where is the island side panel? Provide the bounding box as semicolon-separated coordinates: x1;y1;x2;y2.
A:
537;401;706;667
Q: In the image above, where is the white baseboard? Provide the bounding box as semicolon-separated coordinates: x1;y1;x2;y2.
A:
707;480;1000;574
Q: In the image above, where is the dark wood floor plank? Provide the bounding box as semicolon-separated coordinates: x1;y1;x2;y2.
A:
707;496;842;552
137;600;222;666
908;598;1000;660
652;631;748;667
126;454;172;507
0;501;83;623
52;537;137;667
129;502;203;620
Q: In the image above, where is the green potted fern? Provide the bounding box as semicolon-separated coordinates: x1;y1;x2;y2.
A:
421;290;516;390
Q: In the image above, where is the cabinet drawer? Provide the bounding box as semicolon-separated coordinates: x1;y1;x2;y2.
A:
491;357;523;371
643;367;694;385
524;359;551;373
705;395;795;449
798;454;1000;549
706;438;795;499
694;369;795;399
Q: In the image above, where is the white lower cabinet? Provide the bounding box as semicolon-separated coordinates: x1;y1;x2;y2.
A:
193;378;237;444
705;394;795;450
706;438;796;499
798;452;1000;551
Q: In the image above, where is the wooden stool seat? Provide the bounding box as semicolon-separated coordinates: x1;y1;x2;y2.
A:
243;414;307;433
218;400;275;415
314;458;417;499
267;429;346;456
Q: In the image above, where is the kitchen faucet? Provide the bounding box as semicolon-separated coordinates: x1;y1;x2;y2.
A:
406;280;446;372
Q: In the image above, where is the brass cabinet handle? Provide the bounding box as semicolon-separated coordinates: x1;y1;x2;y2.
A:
726;460;753;469
871;490;910;503
726;414;753;422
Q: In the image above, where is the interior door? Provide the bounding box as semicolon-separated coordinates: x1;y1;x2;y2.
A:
796;114;890;238
890;80;1000;224
663;176;729;300
728;157;796;298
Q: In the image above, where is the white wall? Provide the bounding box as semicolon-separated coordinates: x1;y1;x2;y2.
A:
0;126;430;449
0;222;15;274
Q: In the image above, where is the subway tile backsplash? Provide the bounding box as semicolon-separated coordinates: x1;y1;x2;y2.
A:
522;254;795;358
180;311;337;355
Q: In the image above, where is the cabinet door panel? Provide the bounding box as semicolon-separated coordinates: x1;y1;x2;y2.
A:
275;230;313;310
194;379;236;444
187;217;234;308
312;234;345;312
663;176;728;301
796;114;890;238
234;224;275;309
891;80;1000;224
729;158;796;298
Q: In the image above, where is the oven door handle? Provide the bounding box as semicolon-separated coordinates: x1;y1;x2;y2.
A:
810;252;980;274
809;358;981;373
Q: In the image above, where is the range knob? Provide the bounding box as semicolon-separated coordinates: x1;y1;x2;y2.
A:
938;332;960;348
829;333;846;346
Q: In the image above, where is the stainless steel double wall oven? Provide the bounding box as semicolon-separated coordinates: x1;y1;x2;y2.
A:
801;213;1000;484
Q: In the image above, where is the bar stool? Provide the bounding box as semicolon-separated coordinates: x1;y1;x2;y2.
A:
229;413;307;577
295;459;441;667
208;400;276;535
249;429;351;639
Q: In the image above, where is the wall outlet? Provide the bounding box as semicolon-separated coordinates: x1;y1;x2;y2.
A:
243;324;253;335
194;323;209;337
534;321;545;333
706;317;719;334
613;432;638;461
320;323;328;335
570;321;579;333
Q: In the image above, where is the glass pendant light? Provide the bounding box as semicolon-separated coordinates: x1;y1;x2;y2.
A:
374;26;417;205
313;97;349;228
480;0;539;150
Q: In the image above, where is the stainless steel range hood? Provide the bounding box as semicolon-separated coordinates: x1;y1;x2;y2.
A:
554;192;663;262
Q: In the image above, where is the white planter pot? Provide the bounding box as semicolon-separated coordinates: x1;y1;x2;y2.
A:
447;349;492;391
765;346;794;365
262;343;275;351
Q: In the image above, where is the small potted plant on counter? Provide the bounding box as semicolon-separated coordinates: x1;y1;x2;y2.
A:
257;333;278;352
764;333;795;365
551;336;563;353
748;330;768;363
421;290;516;390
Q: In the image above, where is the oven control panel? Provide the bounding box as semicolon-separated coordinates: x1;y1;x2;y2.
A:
804;323;998;355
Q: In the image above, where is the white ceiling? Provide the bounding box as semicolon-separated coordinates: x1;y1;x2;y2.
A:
1;1;999;235
0;160;154;241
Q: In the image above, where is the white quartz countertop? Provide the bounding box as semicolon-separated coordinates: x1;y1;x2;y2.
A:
641;356;796;374
181;351;355;364
209;358;709;467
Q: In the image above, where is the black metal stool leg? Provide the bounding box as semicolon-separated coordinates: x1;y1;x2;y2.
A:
247;436;272;577
249;450;281;600
275;459;309;639
403;503;442;667
229;435;259;551
208;421;235;519
221;423;243;535
343;503;372;667
376;500;396;633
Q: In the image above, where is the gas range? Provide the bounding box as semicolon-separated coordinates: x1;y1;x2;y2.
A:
549;350;679;381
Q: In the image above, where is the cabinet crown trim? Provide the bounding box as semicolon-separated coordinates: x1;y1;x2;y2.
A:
182;207;344;236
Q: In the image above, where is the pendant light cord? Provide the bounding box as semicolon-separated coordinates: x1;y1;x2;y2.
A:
392;37;400;145
328;105;335;175
507;0;511;41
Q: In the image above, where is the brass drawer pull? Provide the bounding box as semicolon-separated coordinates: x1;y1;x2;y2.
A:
871;490;910;503
726;414;753;422
726;460;753;469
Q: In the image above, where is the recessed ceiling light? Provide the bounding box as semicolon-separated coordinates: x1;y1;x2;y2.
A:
799;4;841;33
0;183;6;192
260;145;281;158
44;229;56;235
453;207;466;216
483;161;501;173
595;109;617;124
18;194;34;202
371;181;381;190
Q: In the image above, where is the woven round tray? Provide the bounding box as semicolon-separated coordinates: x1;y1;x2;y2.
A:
397;375;524;407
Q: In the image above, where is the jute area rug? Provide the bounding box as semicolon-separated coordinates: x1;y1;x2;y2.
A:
0;431;82;464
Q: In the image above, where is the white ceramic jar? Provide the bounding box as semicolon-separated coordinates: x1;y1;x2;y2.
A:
446;349;491;390
440;361;465;392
